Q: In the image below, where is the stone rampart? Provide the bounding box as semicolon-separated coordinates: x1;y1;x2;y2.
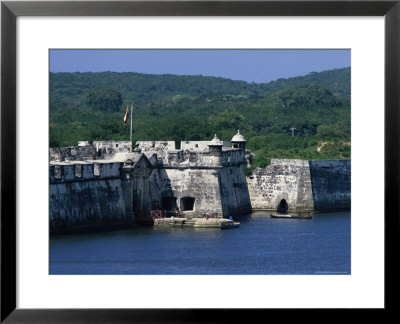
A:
181;140;230;151
49;146;96;162
49;161;123;183
49;161;133;233
219;165;252;216
309;160;351;211
221;149;246;166
247;159;313;211
161;168;224;217
50;141;132;162
49;135;350;233
247;159;350;212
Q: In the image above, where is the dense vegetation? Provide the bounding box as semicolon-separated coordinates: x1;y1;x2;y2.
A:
49;67;351;171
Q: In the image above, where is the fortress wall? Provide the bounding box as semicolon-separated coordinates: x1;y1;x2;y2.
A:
181;140;230;151
99;162;124;177
49;146;96;162
181;141;210;151
221;149;246;166
295;161;315;210
49;145;351;232
162;168;223;217
218;166;252;217
166;150;221;167
165;149;246;168
247;159;350;212
49;162;132;233
135;141;175;164
130;168;160;215
49;162;122;183
167;150;217;167
147;169;164;204
309;160;351;211
92;141;131;151
247;159;314;211
50;141;132;162
49;179;130;233
167;150;185;166
135;141;176;152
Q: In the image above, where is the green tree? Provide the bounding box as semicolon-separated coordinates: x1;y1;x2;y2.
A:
208;107;246;132
49;69;351;160
86;86;122;112
316;125;345;140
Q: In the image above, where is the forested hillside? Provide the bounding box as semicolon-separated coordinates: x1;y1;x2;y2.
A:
49;67;351;170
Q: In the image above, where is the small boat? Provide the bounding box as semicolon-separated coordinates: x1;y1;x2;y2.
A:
220;221;240;229
270;212;312;219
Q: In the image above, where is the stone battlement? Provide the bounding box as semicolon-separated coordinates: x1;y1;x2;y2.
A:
135;134;247;168
48;131;350;234
49;132;252;232
49;161;124;183
50;133;248;169
50;141;132;162
164;147;246;168
247;159;351;212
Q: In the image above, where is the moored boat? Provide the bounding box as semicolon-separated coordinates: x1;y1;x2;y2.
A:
270;212;312;219
220;221;240;229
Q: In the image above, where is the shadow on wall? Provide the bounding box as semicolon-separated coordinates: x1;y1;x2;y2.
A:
309;160;351;211
160;195;195;213
133;168;199;217
162;196;177;211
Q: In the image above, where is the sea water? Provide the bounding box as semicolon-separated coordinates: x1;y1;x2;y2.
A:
49;211;350;275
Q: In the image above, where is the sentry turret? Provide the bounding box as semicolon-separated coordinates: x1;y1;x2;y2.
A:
231;130;246;149
208;134;224;156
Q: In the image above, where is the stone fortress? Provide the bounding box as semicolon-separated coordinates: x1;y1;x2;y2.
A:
49;131;351;233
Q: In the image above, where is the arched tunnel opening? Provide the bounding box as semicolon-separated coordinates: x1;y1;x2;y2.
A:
277;199;289;213
181;197;195;211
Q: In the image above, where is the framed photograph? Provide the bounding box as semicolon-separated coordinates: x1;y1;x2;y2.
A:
1;0;399;321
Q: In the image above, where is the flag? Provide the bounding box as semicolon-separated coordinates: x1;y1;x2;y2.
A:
123;106;130;126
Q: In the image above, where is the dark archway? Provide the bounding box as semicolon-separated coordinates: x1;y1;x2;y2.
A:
162;196;177;211
277;199;288;213
181;197;195;211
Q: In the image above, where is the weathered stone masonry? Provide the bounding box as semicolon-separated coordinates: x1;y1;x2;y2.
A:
124;133;252;219
49;132;351;232
247;159;313;211
49;132;253;232
49;161;133;232
309;160;351;211
247;159;351;212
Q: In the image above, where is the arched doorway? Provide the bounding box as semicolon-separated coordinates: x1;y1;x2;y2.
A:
277;199;288;213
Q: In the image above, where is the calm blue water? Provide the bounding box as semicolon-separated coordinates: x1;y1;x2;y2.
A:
49;211;350;275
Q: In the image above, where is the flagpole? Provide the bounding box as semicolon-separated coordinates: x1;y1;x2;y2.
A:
130;102;133;152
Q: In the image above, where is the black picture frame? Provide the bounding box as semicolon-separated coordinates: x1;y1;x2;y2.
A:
1;0;399;322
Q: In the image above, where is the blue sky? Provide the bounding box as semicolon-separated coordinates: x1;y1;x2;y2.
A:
50;49;350;84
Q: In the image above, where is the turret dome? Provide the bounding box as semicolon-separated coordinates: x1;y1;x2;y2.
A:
231;130;246;142
208;134;223;146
